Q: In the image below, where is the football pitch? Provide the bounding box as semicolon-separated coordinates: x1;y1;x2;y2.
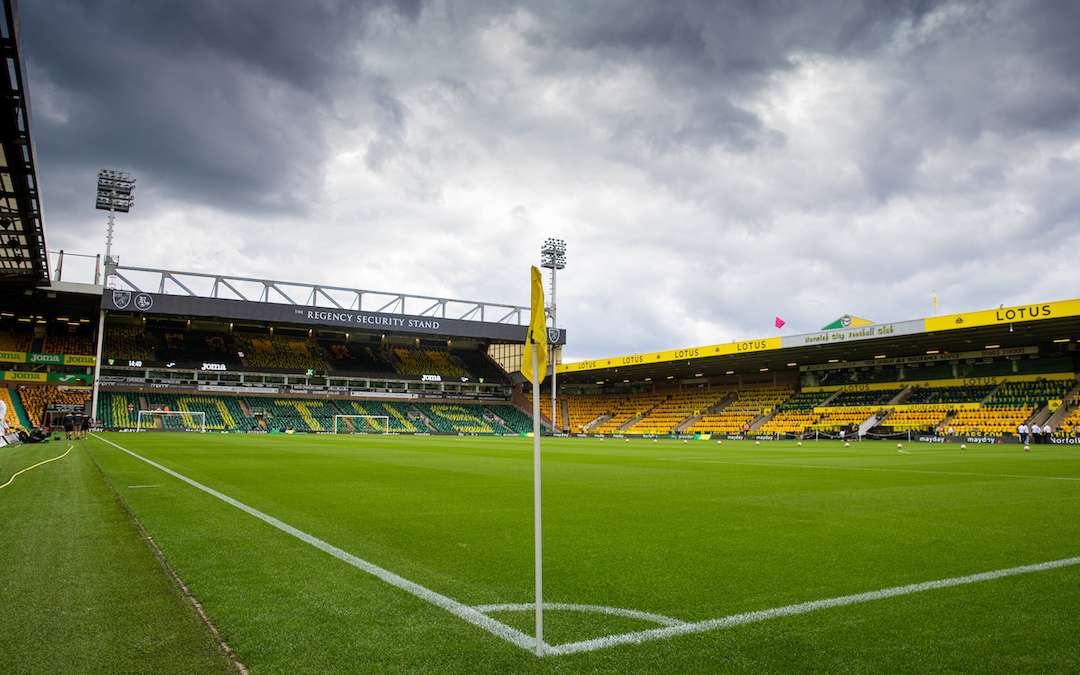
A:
6;433;1080;673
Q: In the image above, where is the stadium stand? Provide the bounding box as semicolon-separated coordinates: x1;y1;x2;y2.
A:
593;393;669;434
524;392;560;429
234;332;328;371
393;348;467;378
336;399;420;433
879;406;953;432
687;387;792;434
904;383;997;405
827;387;902;407
1059;404;1080;434
103;325;153;361
558;394;629;432
936;378;1079;435
252;397;340;432
42;332;94;355
0;388;22;431
152;329;243;367
452;350;509;383
628;390;734;434
985;379;1073;409
413;402;502;434
145;393;247;431
947;407;1029;435
757;410;819;435
321;341;396;374
98;391;141;429
485;404;532;433
812;409;877;432
0;329;33;353
16;386;90;428
756;390;834;434
152;410;207;431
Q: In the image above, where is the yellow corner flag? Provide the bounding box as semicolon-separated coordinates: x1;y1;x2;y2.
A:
522;266;548;385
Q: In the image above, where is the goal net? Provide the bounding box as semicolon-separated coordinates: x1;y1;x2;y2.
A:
333;415;390;434
137;410;206;433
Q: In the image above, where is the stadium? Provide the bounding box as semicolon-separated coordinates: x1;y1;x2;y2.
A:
3;2;1079;674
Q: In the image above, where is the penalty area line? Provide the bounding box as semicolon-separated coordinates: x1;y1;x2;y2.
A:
90;434;542;653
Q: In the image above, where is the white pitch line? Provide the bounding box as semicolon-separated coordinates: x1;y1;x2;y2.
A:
548;555;1080;655
475;602;685;627
657;457;1080;482
91;434;543;653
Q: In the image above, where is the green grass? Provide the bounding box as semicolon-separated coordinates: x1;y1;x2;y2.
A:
13;433;1080;673
0;440;240;675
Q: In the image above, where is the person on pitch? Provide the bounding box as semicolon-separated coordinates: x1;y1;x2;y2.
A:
63;410;75;440
71;410;84;440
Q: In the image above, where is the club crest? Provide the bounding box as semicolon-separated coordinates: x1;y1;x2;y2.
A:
547;328;562;344
112;290;131;309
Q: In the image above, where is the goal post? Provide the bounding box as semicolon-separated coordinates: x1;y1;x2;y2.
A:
136;410;206;433
333;415;390;434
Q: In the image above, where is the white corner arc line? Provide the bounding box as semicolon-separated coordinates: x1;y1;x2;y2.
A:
90;434;543;653
475;603;685;627
547;556;1080;655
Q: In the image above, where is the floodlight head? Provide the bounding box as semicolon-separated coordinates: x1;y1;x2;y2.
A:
96;169;136;212
540;237;567;269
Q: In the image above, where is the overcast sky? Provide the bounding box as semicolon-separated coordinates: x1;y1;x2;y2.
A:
20;0;1080;362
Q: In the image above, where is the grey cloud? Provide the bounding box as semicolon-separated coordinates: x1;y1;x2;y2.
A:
364;77;411;172
22;0;421;218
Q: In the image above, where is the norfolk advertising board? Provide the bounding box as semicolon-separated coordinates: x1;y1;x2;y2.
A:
101;290;566;344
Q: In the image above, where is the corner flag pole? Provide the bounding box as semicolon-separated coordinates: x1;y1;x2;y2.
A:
532;340;543;657
524;265;548;657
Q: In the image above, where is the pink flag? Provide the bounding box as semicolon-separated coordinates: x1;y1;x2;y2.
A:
775;317;785;329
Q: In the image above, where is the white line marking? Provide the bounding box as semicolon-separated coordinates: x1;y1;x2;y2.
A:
475;603;685;627
127;485;159;488
547;556;1080;655
657;457;1080;481
91;434;543;652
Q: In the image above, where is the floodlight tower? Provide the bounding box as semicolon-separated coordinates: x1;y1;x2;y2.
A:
91;169;135;429
95;169;135;287
540;238;566;432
